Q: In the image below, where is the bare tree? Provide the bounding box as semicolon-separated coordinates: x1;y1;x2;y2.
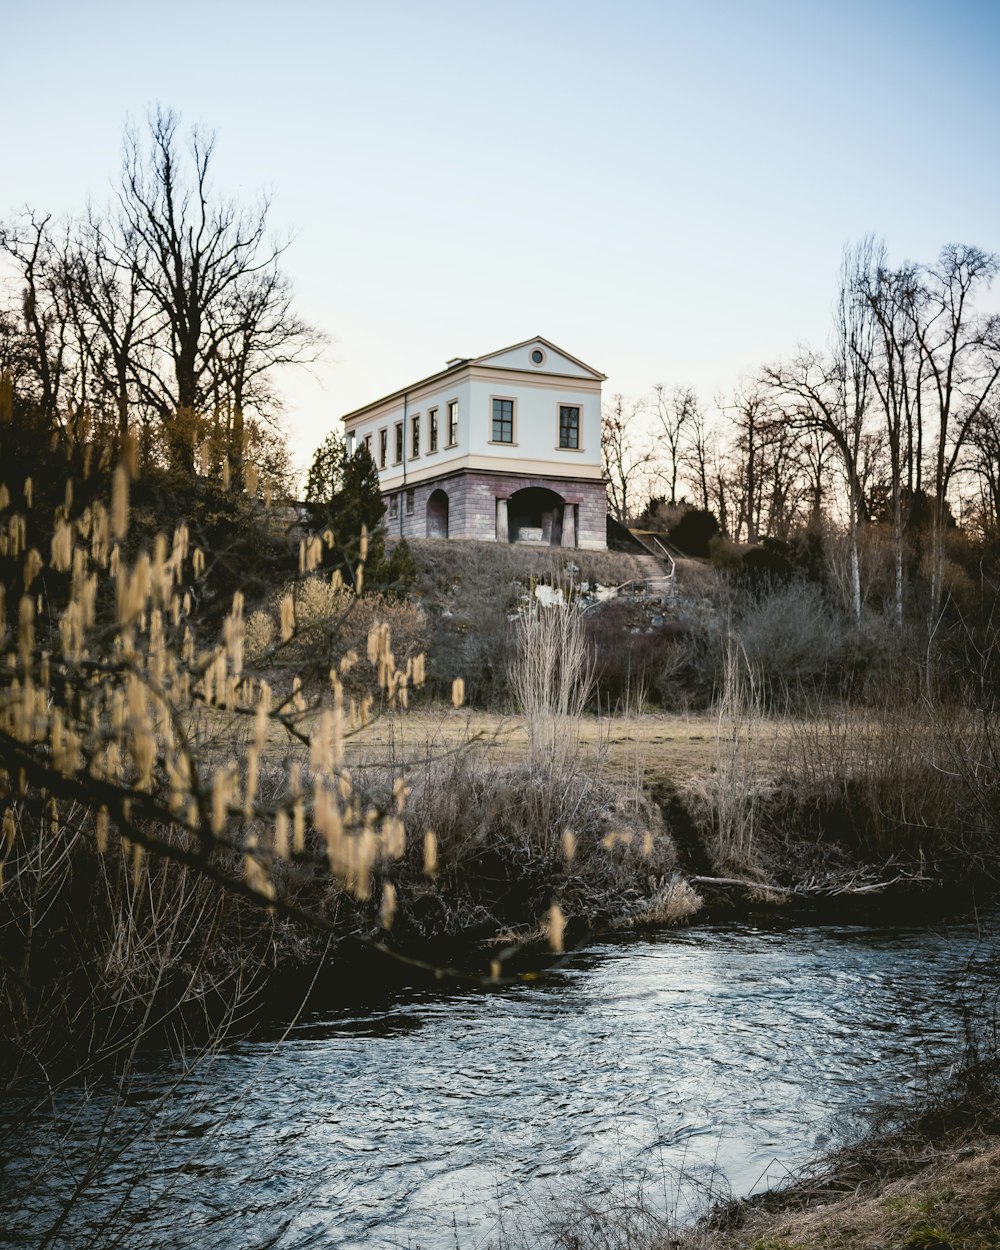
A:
116;106;322;472
722;381;772;543
911;245;1000;621
2;108;323;481
205;266;324;486
601;393;652;524
967;399;1000;540
856;251;923;629
682;399;715;513
67;210;157;443
0;213;75;426
651;383;700;506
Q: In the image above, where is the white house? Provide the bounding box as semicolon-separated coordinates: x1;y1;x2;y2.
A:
340;336;607;549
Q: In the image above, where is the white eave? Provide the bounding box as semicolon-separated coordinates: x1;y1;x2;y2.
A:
340;336;606;427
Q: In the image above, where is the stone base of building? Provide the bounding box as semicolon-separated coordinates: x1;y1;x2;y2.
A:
382;469;607;550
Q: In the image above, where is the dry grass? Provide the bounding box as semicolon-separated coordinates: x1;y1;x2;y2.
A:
693;640;772;867
245;573;430;684
332;707;756;784
683;1142;1000;1250
395;537;651;607
786;699;1000;867
614;876;704;928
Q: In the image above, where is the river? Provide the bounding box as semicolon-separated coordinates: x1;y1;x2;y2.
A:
3;916;996;1249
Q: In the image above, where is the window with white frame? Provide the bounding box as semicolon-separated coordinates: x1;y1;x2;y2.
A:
411;414;420;458
559;405;580;449
378;428;387;469
447;400;459;447
394;421;404;464
492;397;514;444
428;407;438;453
405;489;415;515
388;494;398;518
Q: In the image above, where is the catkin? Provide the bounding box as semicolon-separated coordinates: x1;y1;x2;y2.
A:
423;829;438;877
379;881;397;930
111;465;129;538
547;902;566;953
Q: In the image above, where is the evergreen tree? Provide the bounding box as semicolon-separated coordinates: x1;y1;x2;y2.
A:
305;434;386;579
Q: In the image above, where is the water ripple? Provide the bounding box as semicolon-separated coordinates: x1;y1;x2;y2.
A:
2;918;996;1249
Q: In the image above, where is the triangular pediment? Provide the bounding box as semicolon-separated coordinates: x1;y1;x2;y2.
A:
473;337;606;381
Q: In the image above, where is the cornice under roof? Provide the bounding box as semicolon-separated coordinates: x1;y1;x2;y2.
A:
340;336;606;424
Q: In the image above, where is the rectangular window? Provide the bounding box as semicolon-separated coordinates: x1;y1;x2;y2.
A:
428;408;438;453
405;488;415;516
378;429;387;468
394;421;404;464
388;494;398;519
492;397;514;444
447;400;459;447
363;433;372;455
411;414;420;459
559;404;580;449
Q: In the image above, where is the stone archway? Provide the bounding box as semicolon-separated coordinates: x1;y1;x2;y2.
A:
506;486;565;545
426;489;449;538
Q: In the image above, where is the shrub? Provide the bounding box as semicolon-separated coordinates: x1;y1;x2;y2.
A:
389;744;679;942
668;507;720;557
378;535;417;596
248;576;430;689
587;599;687;709
737;580;845;693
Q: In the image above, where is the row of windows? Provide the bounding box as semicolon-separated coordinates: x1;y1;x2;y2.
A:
490;399;580;449
360;399;582;465
362;400;460;468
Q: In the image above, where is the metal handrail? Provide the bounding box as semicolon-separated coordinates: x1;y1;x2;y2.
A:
637;532;677;582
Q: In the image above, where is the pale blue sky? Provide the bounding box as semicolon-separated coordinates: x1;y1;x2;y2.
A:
3;0;999;477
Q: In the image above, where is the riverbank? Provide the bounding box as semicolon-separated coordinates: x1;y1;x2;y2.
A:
4;694;997;1096
337;699;1000;963
673;1021;1000;1250
187;698;1000;990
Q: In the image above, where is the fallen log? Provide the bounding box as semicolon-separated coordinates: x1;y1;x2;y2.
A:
687;872;928;898
688;875;791;894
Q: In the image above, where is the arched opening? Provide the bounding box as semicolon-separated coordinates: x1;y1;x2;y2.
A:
426;489;449;539
507;486;565;545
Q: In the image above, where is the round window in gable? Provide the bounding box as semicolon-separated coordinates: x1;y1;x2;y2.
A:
530;348;546;366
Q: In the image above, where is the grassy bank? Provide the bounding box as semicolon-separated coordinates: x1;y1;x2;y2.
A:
673;1013;1000;1250
5;684;998;1090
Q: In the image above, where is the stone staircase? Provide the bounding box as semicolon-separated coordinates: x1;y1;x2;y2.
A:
629;530;677;600
580;532;676;614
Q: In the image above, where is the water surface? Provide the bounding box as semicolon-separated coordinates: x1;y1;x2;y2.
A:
4;918;996;1249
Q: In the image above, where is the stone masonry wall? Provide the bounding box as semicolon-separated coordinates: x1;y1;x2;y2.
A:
382;470;606;549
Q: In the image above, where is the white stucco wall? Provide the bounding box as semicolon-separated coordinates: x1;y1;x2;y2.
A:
466;377;599;466
348;376;473;490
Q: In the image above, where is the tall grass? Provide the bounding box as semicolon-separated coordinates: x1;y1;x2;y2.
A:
684;638;769;868
509;598;595;766
789;693;1000;869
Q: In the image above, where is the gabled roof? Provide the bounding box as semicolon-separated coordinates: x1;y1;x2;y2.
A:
341;336;605;424
472;336;606;380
